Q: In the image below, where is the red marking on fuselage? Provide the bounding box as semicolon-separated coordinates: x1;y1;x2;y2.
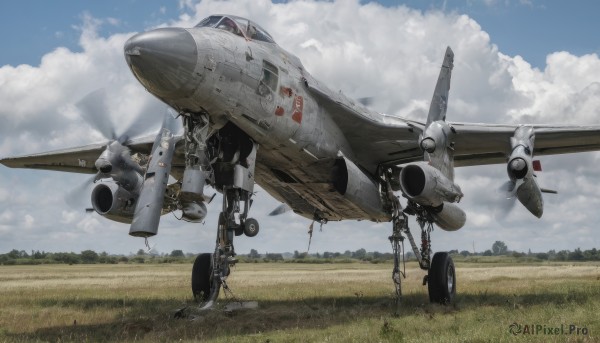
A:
292;96;303;124
275;106;284;116
532;160;542;172
280;86;293;97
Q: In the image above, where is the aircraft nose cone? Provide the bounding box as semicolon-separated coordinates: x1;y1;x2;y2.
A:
124;28;198;98
95;159;112;174
510;158;526;172
420;137;436;153
508;158;528;179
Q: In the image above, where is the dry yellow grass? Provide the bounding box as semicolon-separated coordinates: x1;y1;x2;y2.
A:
0;262;599;342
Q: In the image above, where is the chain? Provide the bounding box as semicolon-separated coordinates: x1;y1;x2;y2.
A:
420;221;434;268
144;237;151;252
389;214;406;298
389;213;407;316
221;278;243;307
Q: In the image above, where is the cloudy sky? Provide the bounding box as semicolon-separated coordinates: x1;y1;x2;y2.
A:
1;0;600;256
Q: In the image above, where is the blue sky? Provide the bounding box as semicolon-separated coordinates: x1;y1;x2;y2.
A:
1;0;599;69
443;0;600;67
0;0;175;66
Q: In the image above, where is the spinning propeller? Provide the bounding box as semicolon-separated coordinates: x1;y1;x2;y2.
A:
268;203;291;216
496;179;519;217
65;89;174;209
497;126;557;219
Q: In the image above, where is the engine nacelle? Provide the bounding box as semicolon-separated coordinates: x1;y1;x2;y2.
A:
430;202;466;231
507;146;531;181
91;180;138;224
508;126;535;181
399;162;463;207
332;157;390;221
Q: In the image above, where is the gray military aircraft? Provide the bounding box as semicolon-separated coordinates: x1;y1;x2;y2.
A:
3;14;600;307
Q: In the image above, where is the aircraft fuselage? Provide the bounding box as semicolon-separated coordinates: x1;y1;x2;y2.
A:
125;24;390;222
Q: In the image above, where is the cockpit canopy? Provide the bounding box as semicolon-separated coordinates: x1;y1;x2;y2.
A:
196;15;275;43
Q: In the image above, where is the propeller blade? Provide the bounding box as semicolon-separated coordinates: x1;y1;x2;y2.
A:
64;175;97;210
497;194;517;216
77;89;171;146
119;99;171;144
495;180;517;218
76;89;117;141
499;180;516;194
269;203;291;216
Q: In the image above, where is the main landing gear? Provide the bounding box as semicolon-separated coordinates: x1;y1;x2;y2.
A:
428;252;456;304
389;200;456;308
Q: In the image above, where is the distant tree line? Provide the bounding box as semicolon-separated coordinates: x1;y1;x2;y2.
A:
448;241;600;262
244;248;413;263
244;242;600;263
0;249;195;266
2;242;600;265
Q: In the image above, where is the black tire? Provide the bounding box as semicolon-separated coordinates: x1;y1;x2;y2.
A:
191;253;213;301
428;252;456;304
243;218;259;237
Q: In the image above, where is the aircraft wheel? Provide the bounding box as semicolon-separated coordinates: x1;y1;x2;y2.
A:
191;253;215;301
428;252;456;304
243;218;259;237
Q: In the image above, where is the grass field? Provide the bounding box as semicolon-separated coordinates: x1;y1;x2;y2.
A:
0;261;599;342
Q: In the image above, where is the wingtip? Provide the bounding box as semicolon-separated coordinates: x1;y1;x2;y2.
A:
0;157;15;168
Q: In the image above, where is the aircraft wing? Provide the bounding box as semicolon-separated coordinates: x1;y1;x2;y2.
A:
304;78;423;172
451;123;600;167
0;135;158;174
304;79;600;170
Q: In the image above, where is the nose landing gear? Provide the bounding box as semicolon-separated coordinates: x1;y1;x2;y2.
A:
191;129;260;310
191;253;216;302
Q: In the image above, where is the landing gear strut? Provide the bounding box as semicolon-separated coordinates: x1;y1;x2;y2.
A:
389;199;456;306
188;121;260;309
389;212;406;313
